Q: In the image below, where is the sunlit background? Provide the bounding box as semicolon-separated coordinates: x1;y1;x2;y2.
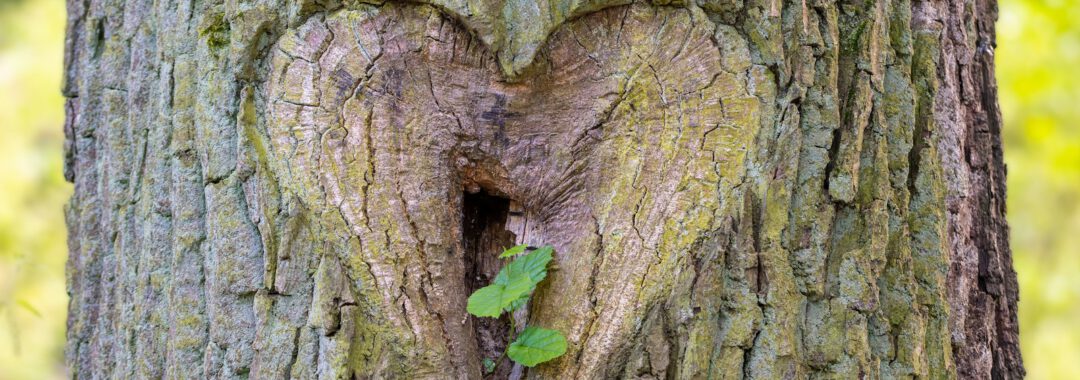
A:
0;0;1076;378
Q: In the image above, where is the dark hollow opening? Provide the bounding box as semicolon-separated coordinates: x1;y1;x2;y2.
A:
462;190;517;378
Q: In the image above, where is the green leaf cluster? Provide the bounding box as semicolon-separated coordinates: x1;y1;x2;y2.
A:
466;245;552;317
466;245;567;368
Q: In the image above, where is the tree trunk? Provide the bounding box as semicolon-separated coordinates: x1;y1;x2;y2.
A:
61;0;1022;378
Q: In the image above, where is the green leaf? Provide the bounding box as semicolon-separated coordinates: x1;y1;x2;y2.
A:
498;246;552;286
505;296;528;312
507;327;567;367
499;244;529;258
468;245;555;317
16;300;41;318
467;275;534;318
482;358;496;374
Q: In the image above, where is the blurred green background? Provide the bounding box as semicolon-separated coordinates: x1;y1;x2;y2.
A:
0;0;1076;378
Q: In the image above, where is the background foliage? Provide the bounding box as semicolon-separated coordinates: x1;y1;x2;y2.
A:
0;0;1076;378
0;0;71;378
999;0;1080;378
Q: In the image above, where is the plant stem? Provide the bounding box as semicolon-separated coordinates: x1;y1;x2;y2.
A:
508;312;518;341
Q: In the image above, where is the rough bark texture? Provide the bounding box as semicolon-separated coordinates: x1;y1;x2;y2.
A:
62;0;1021;378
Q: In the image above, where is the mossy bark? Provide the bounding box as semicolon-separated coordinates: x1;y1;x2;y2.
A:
62;0;1021;378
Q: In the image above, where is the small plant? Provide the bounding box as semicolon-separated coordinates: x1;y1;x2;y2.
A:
467;244;567;369
481;358;496;375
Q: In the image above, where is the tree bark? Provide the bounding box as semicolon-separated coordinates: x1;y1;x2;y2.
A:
62;0;1022;378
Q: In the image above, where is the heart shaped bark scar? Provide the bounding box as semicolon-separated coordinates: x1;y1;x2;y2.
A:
264;2;759;378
